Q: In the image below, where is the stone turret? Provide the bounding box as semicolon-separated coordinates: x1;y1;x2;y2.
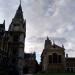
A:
44;36;52;49
8;1;26;75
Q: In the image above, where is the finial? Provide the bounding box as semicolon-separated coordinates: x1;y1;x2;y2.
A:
53;39;55;45
20;0;21;5
62;44;64;48
66;54;68;58
47;36;49;40
3;20;5;25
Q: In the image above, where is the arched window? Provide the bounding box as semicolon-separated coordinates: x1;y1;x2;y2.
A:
48;53;62;64
53;53;57;64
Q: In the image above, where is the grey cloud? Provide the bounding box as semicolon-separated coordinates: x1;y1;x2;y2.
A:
0;0;75;60
24;0;75;52
27;36;67;45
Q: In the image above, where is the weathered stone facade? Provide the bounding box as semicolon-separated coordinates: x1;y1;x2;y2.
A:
41;37;75;72
65;57;75;72
41;37;65;72
0;2;26;75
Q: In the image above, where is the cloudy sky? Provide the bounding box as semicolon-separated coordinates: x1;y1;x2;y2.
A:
0;0;75;63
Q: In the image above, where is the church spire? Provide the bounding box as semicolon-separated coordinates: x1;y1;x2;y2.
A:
20;0;21;5
9;1;26;32
14;0;23;19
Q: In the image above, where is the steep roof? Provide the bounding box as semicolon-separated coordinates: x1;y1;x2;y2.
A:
14;3;23;19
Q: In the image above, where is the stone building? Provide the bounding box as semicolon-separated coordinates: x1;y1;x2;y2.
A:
7;3;26;75
0;1;39;75
0;20;9;75
0;2;26;75
65;55;75;72
41;37;75;72
23;53;38;74
41;37;65;72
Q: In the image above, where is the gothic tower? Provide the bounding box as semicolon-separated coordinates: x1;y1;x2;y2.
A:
8;2;26;75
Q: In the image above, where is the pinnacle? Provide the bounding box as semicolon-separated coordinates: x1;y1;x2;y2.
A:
20;0;21;5
47;36;49;40
14;2;23;20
